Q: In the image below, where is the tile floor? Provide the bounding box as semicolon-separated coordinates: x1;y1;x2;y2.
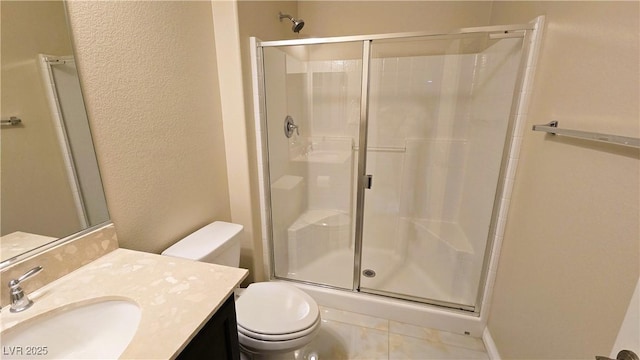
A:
301;306;489;360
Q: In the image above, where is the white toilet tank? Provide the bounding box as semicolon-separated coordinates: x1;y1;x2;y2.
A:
161;221;243;267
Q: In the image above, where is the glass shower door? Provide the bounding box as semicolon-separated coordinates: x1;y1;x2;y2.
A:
359;33;525;309
262;43;363;289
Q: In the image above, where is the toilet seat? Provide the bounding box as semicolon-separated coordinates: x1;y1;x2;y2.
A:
237;315;320;341
235;282;320;336
237;317;321;354
235;282;321;355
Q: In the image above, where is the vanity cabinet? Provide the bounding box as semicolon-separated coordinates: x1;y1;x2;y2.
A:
177;295;240;360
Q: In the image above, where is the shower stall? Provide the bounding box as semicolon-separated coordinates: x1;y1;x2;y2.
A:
252;18;543;332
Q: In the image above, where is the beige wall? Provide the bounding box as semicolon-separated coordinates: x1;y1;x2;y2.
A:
298;1;493;37
1;1;81;238
66;1;231;254
487;2;640;358
238;1;298;42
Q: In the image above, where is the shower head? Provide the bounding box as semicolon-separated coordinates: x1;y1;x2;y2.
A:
279;12;304;33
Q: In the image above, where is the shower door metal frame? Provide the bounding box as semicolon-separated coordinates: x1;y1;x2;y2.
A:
352;40;372;292
254;21;536;315
258;23;533;47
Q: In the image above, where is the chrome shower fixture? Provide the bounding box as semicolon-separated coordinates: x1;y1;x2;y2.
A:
279;12;304;33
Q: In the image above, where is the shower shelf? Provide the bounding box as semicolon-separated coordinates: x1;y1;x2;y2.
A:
532;121;640;149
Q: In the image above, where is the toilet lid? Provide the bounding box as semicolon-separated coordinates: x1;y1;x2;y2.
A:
236;282;319;335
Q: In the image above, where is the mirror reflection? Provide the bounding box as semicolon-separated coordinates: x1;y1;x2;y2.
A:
0;1;109;263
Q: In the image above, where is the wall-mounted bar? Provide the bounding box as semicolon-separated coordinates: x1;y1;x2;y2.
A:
352;146;406;153
43;55;74;65
532;121;640;148
1;117;22;126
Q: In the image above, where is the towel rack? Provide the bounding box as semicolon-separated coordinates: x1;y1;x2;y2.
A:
532;121;640;148
352;145;406;153
1;117;22;126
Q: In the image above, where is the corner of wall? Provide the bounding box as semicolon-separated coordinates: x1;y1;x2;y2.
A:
211;0;263;283
483;327;502;360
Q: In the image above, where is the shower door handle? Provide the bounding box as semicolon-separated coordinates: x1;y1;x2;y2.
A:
364;175;373;189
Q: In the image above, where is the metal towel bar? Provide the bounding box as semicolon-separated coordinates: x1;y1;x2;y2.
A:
1;117;22;126
352;146;406;153
532;121;640;148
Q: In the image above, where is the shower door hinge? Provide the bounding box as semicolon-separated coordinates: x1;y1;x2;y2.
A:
364;175;373;189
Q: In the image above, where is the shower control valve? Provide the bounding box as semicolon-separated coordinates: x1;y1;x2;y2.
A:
284;115;299;138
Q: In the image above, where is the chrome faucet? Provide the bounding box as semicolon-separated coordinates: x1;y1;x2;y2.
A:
8;266;43;313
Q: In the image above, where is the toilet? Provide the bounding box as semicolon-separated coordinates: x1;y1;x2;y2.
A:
161;221;320;359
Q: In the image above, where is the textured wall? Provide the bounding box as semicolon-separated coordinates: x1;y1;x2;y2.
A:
487;2;640;358
66;1;231;254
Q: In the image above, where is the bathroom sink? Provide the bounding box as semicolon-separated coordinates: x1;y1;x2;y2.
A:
1;299;141;359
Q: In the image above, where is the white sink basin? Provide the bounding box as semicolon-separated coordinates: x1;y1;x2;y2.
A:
1;299;141;359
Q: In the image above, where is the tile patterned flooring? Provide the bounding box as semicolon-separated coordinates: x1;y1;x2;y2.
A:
302;306;489;360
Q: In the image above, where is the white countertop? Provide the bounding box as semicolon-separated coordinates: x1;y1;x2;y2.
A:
0;248;248;359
